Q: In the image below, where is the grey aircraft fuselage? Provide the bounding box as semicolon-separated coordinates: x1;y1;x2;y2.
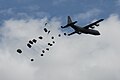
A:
61;16;104;36
70;24;100;35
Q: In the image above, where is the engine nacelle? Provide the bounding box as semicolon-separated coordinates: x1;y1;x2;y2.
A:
95;24;99;26
90;26;95;29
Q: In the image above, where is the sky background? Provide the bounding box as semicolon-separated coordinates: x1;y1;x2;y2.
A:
0;0;120;24
0;0;120;80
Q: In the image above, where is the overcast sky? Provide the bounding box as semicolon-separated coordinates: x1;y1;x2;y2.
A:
0;0;120;80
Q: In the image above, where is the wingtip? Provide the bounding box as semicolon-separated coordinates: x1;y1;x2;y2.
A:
101;19;104;21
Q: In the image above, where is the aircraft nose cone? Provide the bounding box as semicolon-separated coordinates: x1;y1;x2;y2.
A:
94;31;100;35
97;32;100;35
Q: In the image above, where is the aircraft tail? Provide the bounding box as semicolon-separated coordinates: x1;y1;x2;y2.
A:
68;16;72;24
61;16;77;28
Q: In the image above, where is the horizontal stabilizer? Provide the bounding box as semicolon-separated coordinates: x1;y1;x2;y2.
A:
68;31;76;36
61;25;69;28
61;21;77;28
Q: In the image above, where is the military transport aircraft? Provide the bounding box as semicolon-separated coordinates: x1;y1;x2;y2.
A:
61;16;104;36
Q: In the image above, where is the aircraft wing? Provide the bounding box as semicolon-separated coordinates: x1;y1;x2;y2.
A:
68;31;81;36
84;19;104;29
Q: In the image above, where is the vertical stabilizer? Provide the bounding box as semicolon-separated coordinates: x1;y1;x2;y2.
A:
68;16;72;24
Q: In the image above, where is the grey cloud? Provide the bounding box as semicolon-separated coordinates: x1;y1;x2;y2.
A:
0;14;120;80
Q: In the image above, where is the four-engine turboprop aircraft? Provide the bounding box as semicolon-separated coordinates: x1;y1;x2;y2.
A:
61;16;104;36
